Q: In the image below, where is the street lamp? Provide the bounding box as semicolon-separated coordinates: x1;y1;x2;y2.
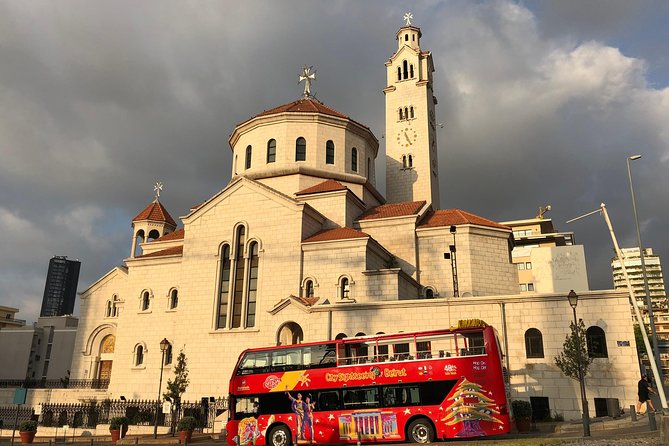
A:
568;290;591;437
153;338;170;439
627;154;663;383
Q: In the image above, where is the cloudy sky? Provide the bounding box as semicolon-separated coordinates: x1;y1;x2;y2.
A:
1;0;668;324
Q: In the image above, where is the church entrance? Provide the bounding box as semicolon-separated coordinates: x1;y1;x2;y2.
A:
98;334;115;381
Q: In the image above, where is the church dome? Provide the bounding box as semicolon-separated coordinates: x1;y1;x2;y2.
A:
228;97;379;195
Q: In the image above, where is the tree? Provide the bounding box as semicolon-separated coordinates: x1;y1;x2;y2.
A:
164;350;189;403
554;319;593;381
634;324;649;357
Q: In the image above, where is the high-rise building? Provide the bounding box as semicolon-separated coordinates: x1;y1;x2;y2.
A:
40;256;81;317
611;247;668;333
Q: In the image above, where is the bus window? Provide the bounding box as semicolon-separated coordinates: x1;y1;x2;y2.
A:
304;344;336;368
418;380;458;405
233;396;260;420
258;392;292;415
382;385;420;406
343;388;379;410
315;390;341;411
416;341;431;359
272;348;302;371
426;334;456;358
461;331;486;356
392;340;411;360
237;351;270;375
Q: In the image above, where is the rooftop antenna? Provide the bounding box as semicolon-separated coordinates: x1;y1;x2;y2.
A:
536;204;551;219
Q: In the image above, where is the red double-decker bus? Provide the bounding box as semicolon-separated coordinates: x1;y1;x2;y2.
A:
226;320;511;446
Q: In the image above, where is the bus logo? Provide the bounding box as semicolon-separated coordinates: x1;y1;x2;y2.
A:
263;375;281;390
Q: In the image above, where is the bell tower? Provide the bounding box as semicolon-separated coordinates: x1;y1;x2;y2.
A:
384;14;440;208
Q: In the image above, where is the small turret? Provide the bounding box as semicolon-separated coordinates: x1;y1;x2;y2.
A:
130;182;177;257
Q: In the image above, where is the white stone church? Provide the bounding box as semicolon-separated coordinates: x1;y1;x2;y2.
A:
69;19;641;421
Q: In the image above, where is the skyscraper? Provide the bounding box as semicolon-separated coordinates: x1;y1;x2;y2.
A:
40;256;81;317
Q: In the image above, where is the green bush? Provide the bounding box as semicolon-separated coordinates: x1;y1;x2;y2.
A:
512;400;532;420
19;421;38;432
177;416;197;432
109;416;129;431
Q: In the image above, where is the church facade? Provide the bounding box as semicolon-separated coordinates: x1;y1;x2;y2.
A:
69;19;640;421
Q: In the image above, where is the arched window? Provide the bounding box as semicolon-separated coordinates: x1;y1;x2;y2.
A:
351;148;358;172
217;244;231;329
397;67;401;81
340;277;350;299
399;108;403;120
245;242;259;328
410;106;414;118
231;226;246;328
335;333;347;340
141;291;150;311
111;295;119;317
164;342;173;365
404;107;409;119
425;288;434;298
305;280;314;298
326;140;335;165
267;139;276;163
404;34;408;41
410;64;414;78
134;345;144;366
295;137;306;161
403;60;408;79
525;328;544;358
169;289;178;309
408;154;413;168
105;300;112;317
402;155;407;168
277;322;304;346
586;326;608;358
367;158;371;178
245;145;252;169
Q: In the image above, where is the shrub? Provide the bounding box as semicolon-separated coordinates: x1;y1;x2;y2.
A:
177;416;197;432
109;416;129;431
512;400;532;420
19;421;38;432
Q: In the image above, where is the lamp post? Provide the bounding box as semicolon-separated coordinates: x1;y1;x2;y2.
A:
627;154;663;383
568;290;591;437
153;338;170;439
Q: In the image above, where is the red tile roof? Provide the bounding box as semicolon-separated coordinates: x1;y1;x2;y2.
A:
418;209;510;230
296;179;348;196
132;200;177;227
303;227;369;243
154;228;184;242
136;245;183;258
252;98;370;130
358;201;426;221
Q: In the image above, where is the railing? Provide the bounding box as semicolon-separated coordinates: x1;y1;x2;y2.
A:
0;379;109;389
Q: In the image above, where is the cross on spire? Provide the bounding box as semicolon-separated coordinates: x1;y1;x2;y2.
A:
299;65;316;98
403;12;413;26
153;181;163;201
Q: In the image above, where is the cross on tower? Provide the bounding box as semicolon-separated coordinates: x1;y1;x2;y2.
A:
403;12;413;26
153;181;163;201
299;65;316;98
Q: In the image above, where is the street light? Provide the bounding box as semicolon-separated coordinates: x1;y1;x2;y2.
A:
627;154;663;383
153;338;170;439
568;290;591;437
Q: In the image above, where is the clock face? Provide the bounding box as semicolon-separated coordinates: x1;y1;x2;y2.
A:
396;126;418;148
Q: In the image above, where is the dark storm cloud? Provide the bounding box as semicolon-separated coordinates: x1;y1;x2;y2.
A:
1;0;667;323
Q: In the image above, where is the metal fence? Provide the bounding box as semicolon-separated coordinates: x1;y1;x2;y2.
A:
0;379;109;389
0;406;34;429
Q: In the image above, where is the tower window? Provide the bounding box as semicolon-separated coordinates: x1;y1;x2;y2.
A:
134;345;144;366
410;106;414;118
164;342;173;365
399;109;403;120
351;148;358;172
402;155;407;169
326;140;335;165
408;154;413;168
410;64;414;78
367;158;371;179
267;139;276;163
245;242;259;328
340;277;350;299
231;226;246;328
405;34;408;42
412;34;415;41
245;145;252;169
296;137;306;161
404;107;408;119
305;280;314;298
169;289;178;309
403;60;408;80
397;67;401;81
141;291;150;311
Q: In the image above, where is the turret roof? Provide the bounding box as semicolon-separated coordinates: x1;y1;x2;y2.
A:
132;200;177;227
418;209;510;230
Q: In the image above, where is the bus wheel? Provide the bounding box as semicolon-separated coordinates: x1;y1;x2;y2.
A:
268;425;292;446
407;418;434;444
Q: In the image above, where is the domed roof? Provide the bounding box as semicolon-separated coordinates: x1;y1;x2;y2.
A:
246;97;370;130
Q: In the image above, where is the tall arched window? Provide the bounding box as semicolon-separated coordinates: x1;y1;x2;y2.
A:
217;244;231;329
231;226;246;328
404;107;409;119
169;289;178;309
305;280;314;298
164;342;173;365
278;322;304;345
267;139;276;163
367;158;371;178
399;109;403;120
340;277;350;299
402;60;408;79
408;154;413;168
245;145;252;169
410;64;414;78
397;67;401;81
105;300;112;317
351;148;358;172
134;345;144;366
404;34;408;42
402;155;407;168
586;326;608;358
295;137;306;161
111;295;119;317
141;291;150;311
245;242;259;327
326;140;335;165
410;106;414;118
524;328;544;358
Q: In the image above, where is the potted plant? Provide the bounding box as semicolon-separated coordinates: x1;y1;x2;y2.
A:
177;416;197;443
512;400;532;433
109;416;129;444
18;420;37;444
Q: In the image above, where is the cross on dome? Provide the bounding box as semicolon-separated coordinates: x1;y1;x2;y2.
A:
403;12;413;26
153;181;163;201
299;65;316;98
